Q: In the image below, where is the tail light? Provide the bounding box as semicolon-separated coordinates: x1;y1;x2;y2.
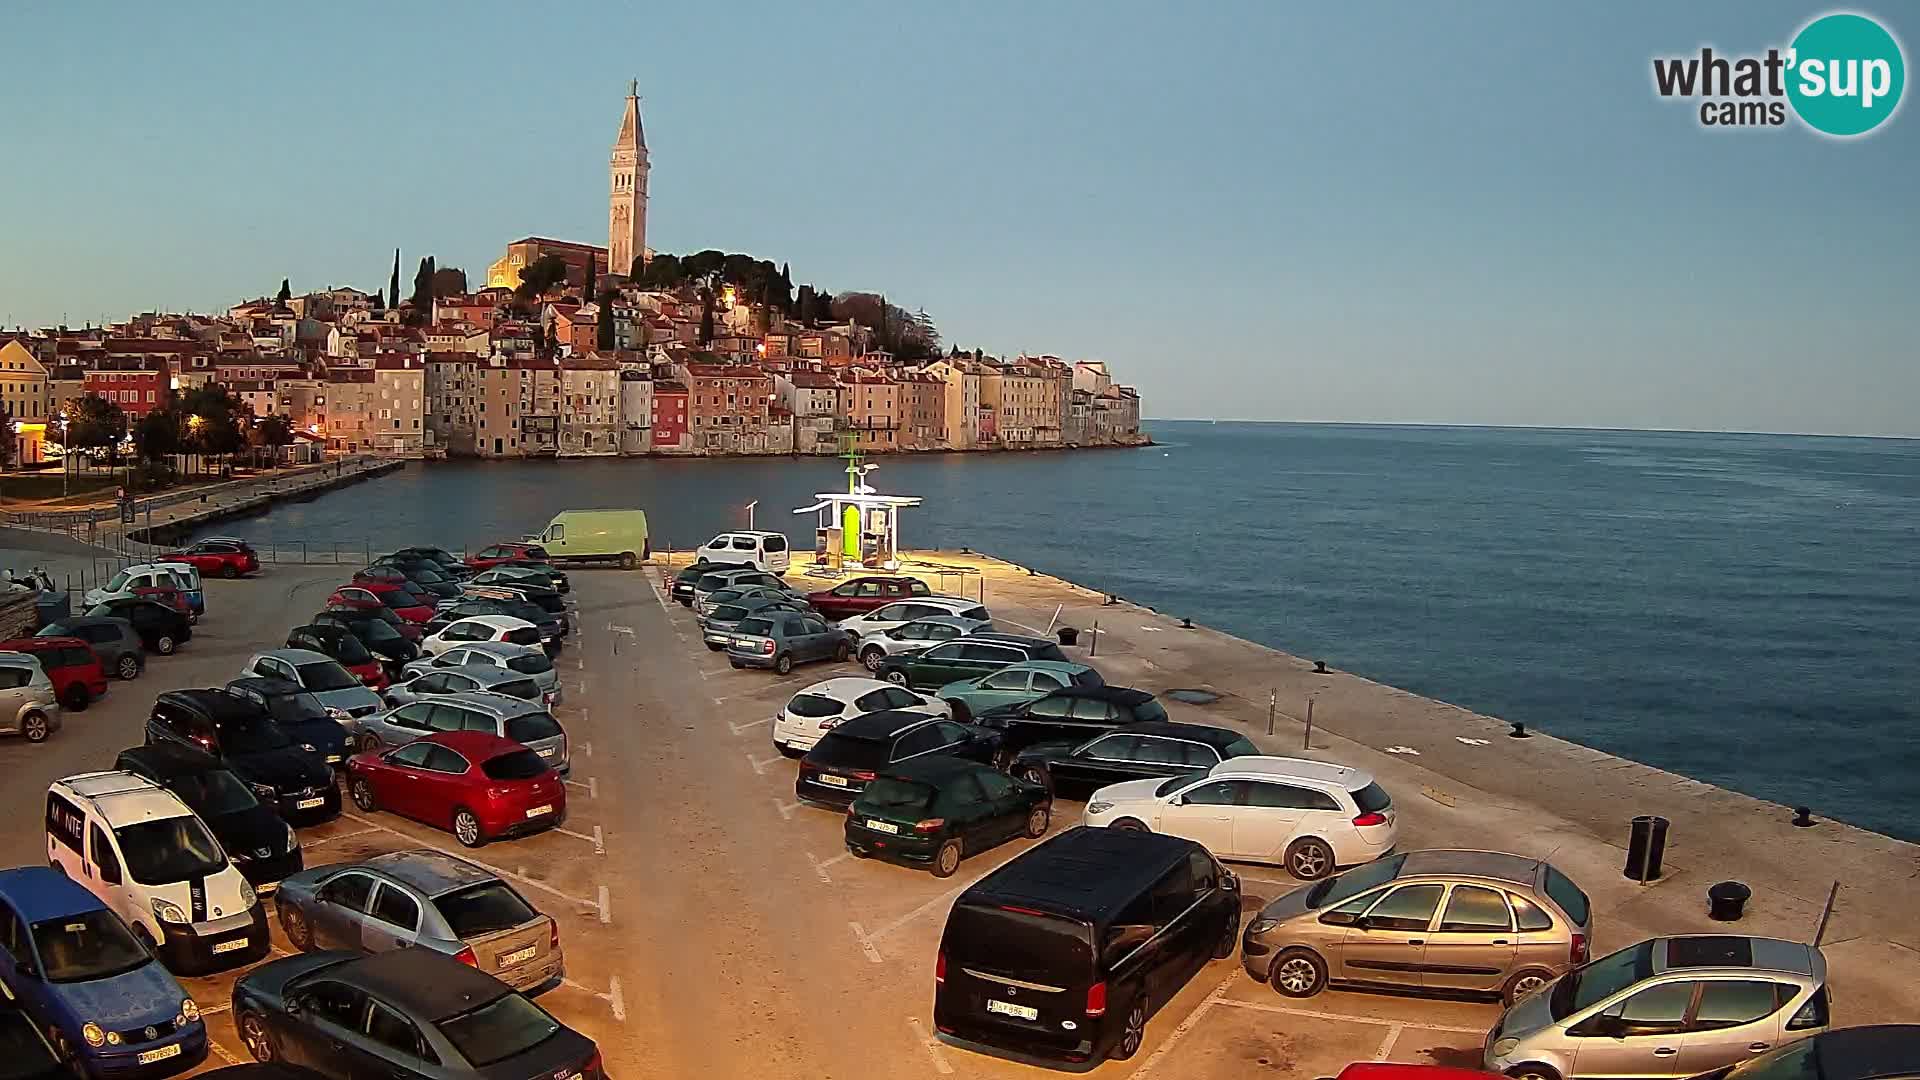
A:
850;770;876;782
935;950;946;984
453;946;477;967
845;803;858;816
1352;812;1388;827
819;717;841;730
1085;981;1107;1017
549;917;560;949
761;639;775;654
582;1050;603;1079
913;818;946;833
1570;933;1588;965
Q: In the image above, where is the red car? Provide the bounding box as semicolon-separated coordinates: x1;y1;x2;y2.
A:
131;584;196;623
328;582;434;624
805;575;935;619
466;542;550;571
161;539;259;578
0;636;109;711
346;730;566;847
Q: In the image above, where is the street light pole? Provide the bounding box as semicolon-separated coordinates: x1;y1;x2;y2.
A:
746;500;757;530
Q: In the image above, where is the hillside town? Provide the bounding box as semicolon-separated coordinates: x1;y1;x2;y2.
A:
0;85;1144;468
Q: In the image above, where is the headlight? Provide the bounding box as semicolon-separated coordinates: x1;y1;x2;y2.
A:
81;1022;106;1048
285;822;300;853
300;743;317;753
152;898;187;924
1246;918;1278;936
1085;800;1115;815
325;706;350;721
1492;1039;1519;1058
248;781;277;800
179;998;200;1023
239;878;258;908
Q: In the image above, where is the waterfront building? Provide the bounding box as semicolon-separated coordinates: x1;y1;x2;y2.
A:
371;357;426;456
0;340;51;463
608;81;650;280
650;380;690;452
81;361;167;417
896;372;946;450
559;354;620;456
425;357;479;455
843;372;899;452
975;364;1002;446
921;358;981;450
678;363;772;453
618;370;652;455
47;363;88;422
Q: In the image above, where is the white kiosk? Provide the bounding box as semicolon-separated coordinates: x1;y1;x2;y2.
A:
793;451;921;571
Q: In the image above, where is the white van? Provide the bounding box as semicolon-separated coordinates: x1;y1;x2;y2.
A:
45;772;270;974
696;531;791;574
82;564;191;609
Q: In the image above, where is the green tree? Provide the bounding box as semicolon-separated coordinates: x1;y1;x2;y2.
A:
514;254;571;303
597;292;617;351
133;399;182;463
253;414;294;460
410;256;436;311
388;248;402;309
275;278;292;308
698;287;715;345
68;394;129;466
179;385;248;458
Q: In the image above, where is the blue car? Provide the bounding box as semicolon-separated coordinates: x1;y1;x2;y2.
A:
0;868;207;1077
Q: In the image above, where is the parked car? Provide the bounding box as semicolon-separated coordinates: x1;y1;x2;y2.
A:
1485;936;1831;1080
0;990;65;1080
876;634;1071;690
530;508;650;568
933;826;1241;1066
692;568;793;613
323;601;422;643
1699;1025;1920;1080
1084;755;1398;879
400;642;560;705
464;541;549;570
326;583;433;625
126;585;196;624
796;709;1001;809
1011;720;1260;794
694;530;791;573
238;649;384;721
383;664;544;709
699;595;812;651
837;597;992;643
671;560;749;605
491;559;570;592
45;772;270;974
148;563;206;620
0;653;60;743
162;539;258;578
425;599;562;646
37;617;145;680
385;547;471;579
937;659;1106;721
726;610;851;674
114;744;303;893
846;756;1051;877
360;563;462;600
273;850;563;993
347;731;566;847
469;567;566;599
354;692;568;776
849;615;989;673
975;685;1172;755
0;866;209;1076
773;677;951;757
83;598;190;655
1243;849;1593;1005
1335;1067;1505;1080
224;676;365;757
83;565;195;616
146;689;341;822
0;636;108;711
286;625;387;690
420;616;542;657
309;609;420;676
804;575;936;620
230;949;602;1078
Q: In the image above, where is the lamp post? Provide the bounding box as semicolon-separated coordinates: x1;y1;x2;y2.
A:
745;500;757;530
57;418;69;498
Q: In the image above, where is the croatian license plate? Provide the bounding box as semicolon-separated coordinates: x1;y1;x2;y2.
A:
499;945;537;966
816;774;849;788
137;1044;183;1065
986;999;1038;1021
212;938;251;955
325;755;343;764
296;797;326;810
526;804;554;818
865;819;898;834
538;747;556;757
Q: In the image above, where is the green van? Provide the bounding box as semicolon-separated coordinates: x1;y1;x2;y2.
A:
532;509;650;569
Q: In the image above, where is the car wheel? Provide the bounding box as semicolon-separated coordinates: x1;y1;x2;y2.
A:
350;778;377;812
1214;916;1239;959
1111;817;1149;832
115;655;140;680
1270;948;1329;997
358;734;381;755
774;653;793;675
619;552;637;570
61;684;90;712
154;634;176;655
1112;999;1148;1061
238;1011;277;1063
280;906;314;951
1503;968;1555;1006
705;642;724;652
453;807;484;847
860;646;885;671
221;565;239;579
1506;1066;1561;1080
932;839;963;878
22;712;50;743
883;670;908;686
1018;765;1051;791
833;640;851;663
1284;836;1336;880
1024;805;1050;839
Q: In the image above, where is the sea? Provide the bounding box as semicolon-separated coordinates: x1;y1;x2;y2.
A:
187;422;1920;841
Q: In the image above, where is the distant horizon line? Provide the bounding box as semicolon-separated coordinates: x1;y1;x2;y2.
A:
1142;418;1920;442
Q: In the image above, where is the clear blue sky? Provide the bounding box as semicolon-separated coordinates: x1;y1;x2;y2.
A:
2;2;1914;435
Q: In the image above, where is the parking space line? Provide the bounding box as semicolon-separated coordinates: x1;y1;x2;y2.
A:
862;879;974;946
848;920;885;963
608;976;626;1021
728;714;774;733
1126;973;1235;1079
745;751;785;775
209;1039;246;1066
1374;1022;1405;1062
340;811;606;916
1206;998;1488;1034
773;798;801;820
197;1001;232;1016
581;740;593;758
908;1017;955;1075
553;826;604;853
301;826;381;847
564;777;596;798
597;885;611;924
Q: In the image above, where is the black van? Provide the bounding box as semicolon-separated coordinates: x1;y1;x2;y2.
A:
933;826;1240;1068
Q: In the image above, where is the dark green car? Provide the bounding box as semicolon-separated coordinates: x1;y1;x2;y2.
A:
844;756;1052;876
874;633;1071;690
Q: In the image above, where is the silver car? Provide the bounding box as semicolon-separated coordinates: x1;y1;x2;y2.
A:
0;653;60;743
401;640;560;704
354;690;570;775
700;595;811;651
273;849;564;993
239;648;384;717
692;568;792;614
383;663;545;708
851;615;985;673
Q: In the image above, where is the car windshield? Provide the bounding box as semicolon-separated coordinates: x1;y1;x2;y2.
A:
434;882;538;939
436;993;560;1068
297;661;359;691
786;694;843;718
1154;770;1209;797
495;678;542;701
506;653;552;676
1350;782;1392;813
220;718;293;754
266;691;332;726
114;817;227;884
505;712;561;742
735;617;775;636
188;769;261;815
481;749;548;781
708;589;745;604
1550;940;1655;1020
30;911;150;983
1304;853;1408;908
859;778;937;813
326;634;373;664
711;604;749;622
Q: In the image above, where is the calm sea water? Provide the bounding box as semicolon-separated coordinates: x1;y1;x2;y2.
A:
195;423;1920;840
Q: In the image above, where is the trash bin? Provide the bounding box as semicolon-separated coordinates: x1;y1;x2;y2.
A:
1708;881;1751;921
1057;627;1079;647
33;591;71;630
1624;815;1670;881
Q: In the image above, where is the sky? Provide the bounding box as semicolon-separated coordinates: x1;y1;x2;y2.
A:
2;2;1915;436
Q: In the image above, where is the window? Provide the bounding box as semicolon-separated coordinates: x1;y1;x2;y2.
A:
1692;981;1784;1031
980;670;1029;691
304;981;368;1028
1030;671;1066;691
0;667;29;690
1786;986;1829;1030
892;725;944;759
423;746;469;774
1180;779;1245;806
387;742;434;768
1362;884;1444;932
1188;850;1218;892
1502;892;1552;931
1067;697;1116;721
959;643;1017;663
369;885;421;931
1082;734;1140;760
391;703;435;730
1543;866;1591;927
1439;885;1514;932
1150;861;1196;924
89;824;122;884
1614;981;1697;1033
319;871;376;912
1245;782;1341;810
1178;741;1223;767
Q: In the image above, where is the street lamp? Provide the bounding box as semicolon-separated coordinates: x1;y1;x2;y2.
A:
57;418;69;498
746;500;757;530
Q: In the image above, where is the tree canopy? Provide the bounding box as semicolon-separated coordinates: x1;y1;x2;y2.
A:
514;255;572;303
66;395;129;463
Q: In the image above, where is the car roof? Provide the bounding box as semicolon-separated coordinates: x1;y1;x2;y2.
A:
116;743;230;780
433;664;527;686
1117;721;1249;748
327;948;512;1021
457;640;541;658
824;709;937;741
0;653;39;668
997;660;1092;675
962;826;1199;922
799;677;895;702
1042;685;1152;706
887;597;979;611
964;632;1055;648
1396;849;1543;885
438;690;544;716
1653;936;1821;976
1;636;85;651
254;648;332;665
1782;1026;1920;1080
1209;755;1376;789
226;675;305;699
904;615;984;629
881;755;993;786
161;687;276;723
422;730;526;758
449;615;534;631
0;866;114;923
53;771;193;824
46;616;128;632
361;850;500;897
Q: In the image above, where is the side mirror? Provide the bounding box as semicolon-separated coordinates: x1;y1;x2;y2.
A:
1171;794;1189;807
1318;909;1360;927
284;996;304;1016
13;960;38;980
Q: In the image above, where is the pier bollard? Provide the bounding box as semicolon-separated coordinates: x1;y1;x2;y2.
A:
1708;881;1751;921
1509;721;1531;738
1792;806;1816;828
1313;660;1328;674
1181;617;1193;629
1625;815;1670;882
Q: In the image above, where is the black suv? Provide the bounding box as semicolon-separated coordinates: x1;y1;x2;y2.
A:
975;686;1171;755
310;609;420;674
1010;720;1259;794
146;689;341;822
115;743;303;891
83;597;191;655
224;675;360;761
671;560;749;605
796;709;1001;809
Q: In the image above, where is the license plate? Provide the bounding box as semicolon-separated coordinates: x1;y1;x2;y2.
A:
499;945;537;966
137;1045;183;1065
296;797;325;809
325;755;343;764
986;999;1038;1020
816;774;849;788
865;819;898;834
212;938;251;955
526;804;554;818
537;747;556;757
256;882;278;895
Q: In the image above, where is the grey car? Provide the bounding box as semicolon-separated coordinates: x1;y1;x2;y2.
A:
37;615;145;680
699;595;811;651
726;610;851;674
383;664;545;708
693;568;793;613
240;648;384;718
852;615;984;673
273;849;564;993
353;690;570;775
401;640;560;703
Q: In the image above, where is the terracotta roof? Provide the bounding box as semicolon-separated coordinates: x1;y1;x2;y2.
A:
652;380;688;394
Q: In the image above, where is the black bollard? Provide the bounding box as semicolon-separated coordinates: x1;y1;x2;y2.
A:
1792;806;1816;828
1509;722;1531;739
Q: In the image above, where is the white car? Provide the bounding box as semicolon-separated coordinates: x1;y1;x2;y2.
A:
772;676;950;757
82;563;192;609
420;615;542;656
835;597;992;639
1082;756;1398;880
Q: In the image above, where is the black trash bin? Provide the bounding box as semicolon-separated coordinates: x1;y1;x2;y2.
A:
1624;815;1670;881
1708;881;1751;921
33;591;71;630
1057;627;1079;647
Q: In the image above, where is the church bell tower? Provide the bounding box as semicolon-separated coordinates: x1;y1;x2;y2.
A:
609;80;649;280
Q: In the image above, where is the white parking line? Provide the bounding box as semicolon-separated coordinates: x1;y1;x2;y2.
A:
300;826;380;847
861;879;974;946
340;811;604;915
554;826;602;852
581;740;593;758
745;751;785;775
807;850;847;883
209;1039;246;1066
564;777;597;798
908;1017;954;1075
773;798;801;820
608;976;626;1021
197;1001;232;1016
597;884;611;924
1375;1022;1405;1061
1206;998;1488;1034
848;920;885;963
1127;973;1235;1078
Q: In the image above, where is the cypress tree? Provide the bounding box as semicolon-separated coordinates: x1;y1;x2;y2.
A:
388;249;401;310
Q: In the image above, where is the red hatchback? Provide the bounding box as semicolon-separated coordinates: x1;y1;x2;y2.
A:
805;575;935;619
347;731;566;847
466;542;550;571
0;637;108;711
161;539;259;578
328;582;434;624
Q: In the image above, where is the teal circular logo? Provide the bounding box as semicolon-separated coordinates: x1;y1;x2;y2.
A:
1787;13;1906;136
